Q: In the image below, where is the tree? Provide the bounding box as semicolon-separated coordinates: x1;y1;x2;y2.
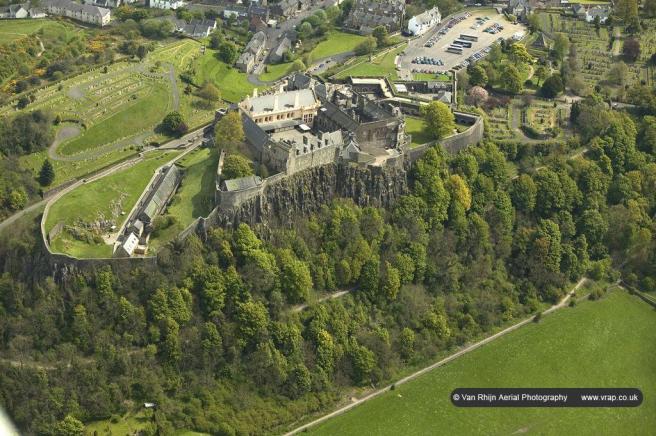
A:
161;111;187;136
466;86;488;107
209;32;223;49
420;101;455;140
222;154;253;180
540;74;565;98
298;21;313;40
218;41;238;64
646;0;656;17
372;25;389;47
136;44;148;60
468;64;488;87
197;82;221;108
278;249;313;303
381;262;401;301
499;64;522;94
39;159;55;186
53;415;84;436
399;327;415;360
215;111;245;150
608;61;629;86
290;59;306;73
623;38;641;62
509;43;533;65
510;174;537;212
355;36;377;55
534;65;548;85
553;33;569;61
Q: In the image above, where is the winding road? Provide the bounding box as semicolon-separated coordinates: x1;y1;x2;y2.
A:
285;278;588;435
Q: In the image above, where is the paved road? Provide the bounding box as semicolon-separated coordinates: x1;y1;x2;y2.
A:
285;278;588;435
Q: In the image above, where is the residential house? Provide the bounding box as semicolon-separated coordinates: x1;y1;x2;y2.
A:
407;6;441;36
180;19;217;38
148;0;184;9
506;0;531;21
9;3;29;18
43;0;111;26
572;3;586;19
585;6;609;23
84;0;123;8
268;34;292;64
236;31;267;73
344;0;406;35
270;0;310;18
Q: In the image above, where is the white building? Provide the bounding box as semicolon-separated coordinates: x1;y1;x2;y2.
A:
44;0;111;26
148;0;184;9
407;6;441;36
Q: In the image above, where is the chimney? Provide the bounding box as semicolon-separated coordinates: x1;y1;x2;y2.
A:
294;91;300;108
273;95;278;111
253;88;258;98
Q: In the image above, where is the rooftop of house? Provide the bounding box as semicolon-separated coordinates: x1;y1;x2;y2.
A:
45;0;111;17
242;89;319;116
410;6;440;25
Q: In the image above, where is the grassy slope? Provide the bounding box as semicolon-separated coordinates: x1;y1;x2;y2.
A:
311;291;656;435
46;150;180;258
194;50;255;103
84;409;209;436
310;31;367;60
335;45;405;80
58;83;172;156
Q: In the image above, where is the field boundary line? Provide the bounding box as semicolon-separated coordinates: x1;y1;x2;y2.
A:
285;278;587;435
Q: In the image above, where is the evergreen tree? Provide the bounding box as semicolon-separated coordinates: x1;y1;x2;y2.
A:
39;159;55;186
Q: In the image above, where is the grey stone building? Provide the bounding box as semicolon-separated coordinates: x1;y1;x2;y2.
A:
343;0;405;35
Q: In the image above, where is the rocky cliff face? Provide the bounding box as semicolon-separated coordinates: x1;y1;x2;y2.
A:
209;163;409;229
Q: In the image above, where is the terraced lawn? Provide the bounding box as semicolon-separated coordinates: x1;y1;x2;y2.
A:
260;62;294;82
310;290;656;435
57;82;172;156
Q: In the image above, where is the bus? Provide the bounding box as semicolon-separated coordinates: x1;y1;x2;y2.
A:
460;34;478;42
453;39;473;48
446;46;464;54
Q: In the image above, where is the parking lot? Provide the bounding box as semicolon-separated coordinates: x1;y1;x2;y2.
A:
398;9;527;77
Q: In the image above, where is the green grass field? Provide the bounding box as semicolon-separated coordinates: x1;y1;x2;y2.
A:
335;45;405;80
84;409;209;436
310;290;656;435
259;62;293;82
46;150;180;258
405;116;432;148
57;83;172;156
310;31;367;61
194;50;255;103
149;147;219;251
20;146;137;188
0;19;57;44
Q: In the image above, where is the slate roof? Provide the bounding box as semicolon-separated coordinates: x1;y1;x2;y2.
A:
222;175;262;192
319;100;359;131
138;165;181;223
242;111;269;149
45;0;111;18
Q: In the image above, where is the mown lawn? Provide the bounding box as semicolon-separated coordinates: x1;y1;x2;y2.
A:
149;147;219;251
194;50;255;103
57;83;172;156
310;290;656;435
260;62;293;82
309;31;367;61
46;150;180;258
335;45;405;80
405;116;432;148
